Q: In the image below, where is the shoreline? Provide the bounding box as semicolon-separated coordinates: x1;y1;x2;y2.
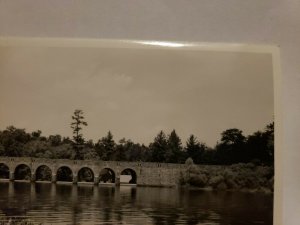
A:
0;179;273;194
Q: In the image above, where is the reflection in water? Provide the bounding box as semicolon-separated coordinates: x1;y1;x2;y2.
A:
0;182;273;225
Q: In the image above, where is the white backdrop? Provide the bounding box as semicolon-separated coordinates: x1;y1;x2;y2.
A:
0;1;299;224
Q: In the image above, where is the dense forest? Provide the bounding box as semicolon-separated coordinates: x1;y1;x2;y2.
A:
0;111;274;166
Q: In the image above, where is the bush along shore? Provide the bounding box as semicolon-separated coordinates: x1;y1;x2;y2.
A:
180;159;274;193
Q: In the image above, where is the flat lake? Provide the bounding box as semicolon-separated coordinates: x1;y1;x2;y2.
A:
0;182;273;225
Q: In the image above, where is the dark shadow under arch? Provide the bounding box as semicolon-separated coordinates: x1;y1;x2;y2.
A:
56;166;73;182
14;164;31;180
0;163;9;179
99;168;115;183
78;167;94;182
35;165;52;181
121;168;137;184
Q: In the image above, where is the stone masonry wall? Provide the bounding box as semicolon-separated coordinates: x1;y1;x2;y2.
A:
0;157;188;186
0;157;235;187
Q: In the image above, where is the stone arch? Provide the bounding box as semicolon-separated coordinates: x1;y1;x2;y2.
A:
14;164;31;180
56;166;73;182
99;168;115;183
121;168;137;184
77;167;94;182
0;163;9;179
35;165;52;181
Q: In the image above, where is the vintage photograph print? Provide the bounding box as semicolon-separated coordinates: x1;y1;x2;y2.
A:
0;38;279;225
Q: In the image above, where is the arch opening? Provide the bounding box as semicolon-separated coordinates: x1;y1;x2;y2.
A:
35;165;52;181
99;168;115;183
56;166;73;182
78;167;94;182
0;163;9;179
121;168;137;184
14;164;31;180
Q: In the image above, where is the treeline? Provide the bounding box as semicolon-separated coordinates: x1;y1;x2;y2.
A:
0;123;274;165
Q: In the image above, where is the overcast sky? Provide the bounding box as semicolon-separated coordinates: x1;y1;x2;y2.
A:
0;46;274;147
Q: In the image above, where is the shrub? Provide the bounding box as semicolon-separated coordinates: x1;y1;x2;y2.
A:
208;175;224;188
180;163;274;192
185;157;194;166
189;173;208;187
188;165;200;174
216;182;227;190
225;178;238;189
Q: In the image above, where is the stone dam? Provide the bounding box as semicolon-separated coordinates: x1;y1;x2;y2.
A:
0;157;190;187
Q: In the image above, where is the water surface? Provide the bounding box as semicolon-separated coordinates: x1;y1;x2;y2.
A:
0;182;273;225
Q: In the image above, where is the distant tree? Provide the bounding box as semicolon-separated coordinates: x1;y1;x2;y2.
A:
0;144;5;156
86;139;95;148
48;135;62;146
115;140;151;162
216;128;246;164
114;138;129;161
166;130;183;163
126;142;145;162
185;135;207;164
245;122;274;165
70;109;88;160
141;144;152;162
53;144;75;159
114;138;145;162
0;126;31;156
95;131;116;160
31;130;42;139
149;131;168;162
24;138;49;158
220;128;246;145
265;122;274;163
201;148;217;165
62;137;73;144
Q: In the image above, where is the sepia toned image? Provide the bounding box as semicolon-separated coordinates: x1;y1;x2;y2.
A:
0;38;278;225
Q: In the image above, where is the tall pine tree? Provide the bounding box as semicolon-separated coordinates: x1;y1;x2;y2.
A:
185;135;206;164
166;130;183;163
70;109;88;160
149;131;168;162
